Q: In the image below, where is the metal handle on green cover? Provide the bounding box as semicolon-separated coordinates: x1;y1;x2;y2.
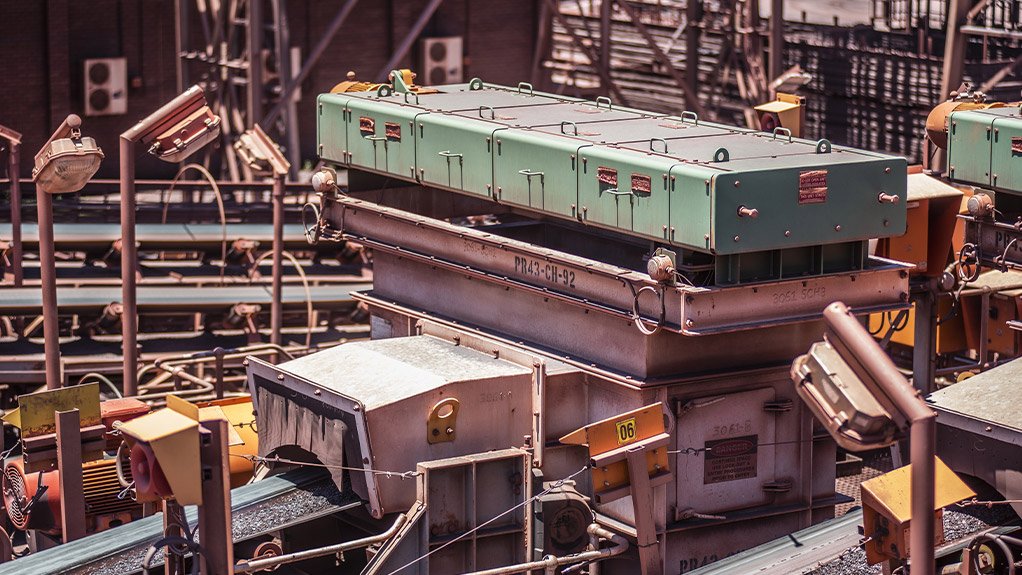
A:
518;169;544;178
439;151;463;159
479;106;496;119
772;127;792;142
680;111;699;124
364;135;386;141
604;188;634;197
517;82;534;95
403;92;420;104
560;121;578;135
650;138;668;153
595;96;613;109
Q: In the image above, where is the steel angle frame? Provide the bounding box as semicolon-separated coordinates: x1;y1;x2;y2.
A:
329;197;910;334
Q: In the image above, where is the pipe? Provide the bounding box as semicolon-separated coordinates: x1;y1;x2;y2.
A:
461;525;628;575
37;190;61;389
823;302;935;575
120;136;139;397
270;173;284;347
213;346;225;399
9;143;21;287
233;513;407;573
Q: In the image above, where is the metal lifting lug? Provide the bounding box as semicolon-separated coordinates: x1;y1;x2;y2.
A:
877;192;900;204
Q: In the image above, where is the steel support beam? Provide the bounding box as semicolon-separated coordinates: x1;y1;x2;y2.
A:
375;0;446;82
530;1;552;87
940;0;974;102
8;142;22;287
979;51;1022;93
56;409;86;542
911;282;937;394
246;0;263;126
600;0;611;75
541;0;629;105
769;0;784;84
612;0;705;115
685;0;701;97
197;418;233;575
260;0;360;128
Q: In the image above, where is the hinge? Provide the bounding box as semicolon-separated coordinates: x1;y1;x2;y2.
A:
763;399;794;413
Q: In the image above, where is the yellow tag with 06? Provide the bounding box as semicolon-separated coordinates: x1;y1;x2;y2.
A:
615;418;637;445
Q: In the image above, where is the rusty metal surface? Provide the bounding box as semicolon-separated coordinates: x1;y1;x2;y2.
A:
330;197;910;335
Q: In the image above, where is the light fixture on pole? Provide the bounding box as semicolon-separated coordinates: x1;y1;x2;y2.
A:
791;302;938;575
120;86;221;396
234;125;290;346
31;114;104;389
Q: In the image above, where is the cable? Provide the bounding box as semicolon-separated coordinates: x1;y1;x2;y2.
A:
164;164;230;286
251;249;314;347
77;372;123;398
232;453;421;480
381;466;589;575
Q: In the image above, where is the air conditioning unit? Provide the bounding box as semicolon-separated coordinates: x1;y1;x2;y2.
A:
420;37;463;85
84;58;128;116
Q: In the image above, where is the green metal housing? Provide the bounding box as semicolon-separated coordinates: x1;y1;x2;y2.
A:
947;106;1022;194
317;81;907;260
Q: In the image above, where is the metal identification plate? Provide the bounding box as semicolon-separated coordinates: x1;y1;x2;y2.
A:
703;434;758;484
359;116;375;136
631;173;652;195
798;169;828;204
385;122;401;141
597;166;618;186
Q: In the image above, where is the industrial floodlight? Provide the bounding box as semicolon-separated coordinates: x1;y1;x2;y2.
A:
791;302;911;450
791;339;902;451
234;124;290;177
791;301;938;575
131;85;220;163
31;114;103;194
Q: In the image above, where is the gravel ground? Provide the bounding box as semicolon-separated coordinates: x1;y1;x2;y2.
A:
806;503;1020;575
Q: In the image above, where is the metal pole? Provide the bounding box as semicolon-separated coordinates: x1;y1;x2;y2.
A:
246;0;263;127
9;144;22;287
55;408;86;542
270;173;284;347
120;136;139;397
910;411;936;575
37;190;61;389
375;0;446;82
198;418;233;575
822;303;936;575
